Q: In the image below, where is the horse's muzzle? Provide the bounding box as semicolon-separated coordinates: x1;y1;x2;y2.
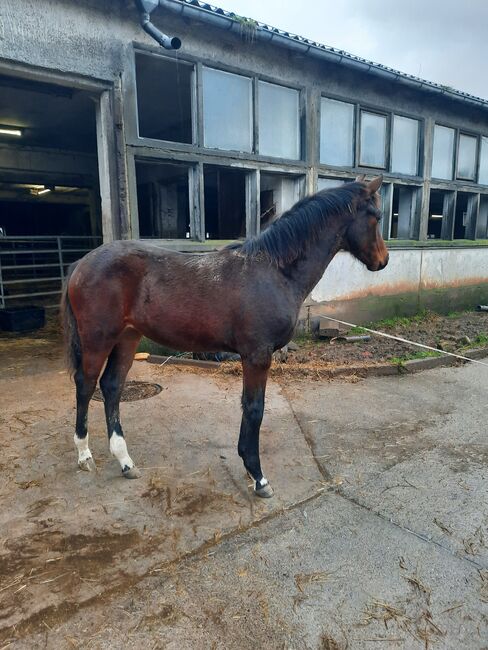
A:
377;253;389;270
368;252;389;271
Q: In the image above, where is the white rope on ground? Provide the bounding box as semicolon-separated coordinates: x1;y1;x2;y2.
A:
323;317;488;369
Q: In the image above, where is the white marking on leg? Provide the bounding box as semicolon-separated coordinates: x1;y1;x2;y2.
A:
255;477;268;490
74;433;92;465
109;431;134;471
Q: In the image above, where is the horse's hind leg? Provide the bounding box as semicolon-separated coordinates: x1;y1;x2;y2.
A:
99;328;142;479
238;355;273;498
74;351;107;471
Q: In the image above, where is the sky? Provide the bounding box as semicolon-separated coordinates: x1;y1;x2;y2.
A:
217;0;488;100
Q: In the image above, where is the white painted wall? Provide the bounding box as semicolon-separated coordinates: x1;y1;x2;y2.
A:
310;247;488;303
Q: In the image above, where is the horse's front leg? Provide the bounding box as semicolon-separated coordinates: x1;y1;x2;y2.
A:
238;355;274;498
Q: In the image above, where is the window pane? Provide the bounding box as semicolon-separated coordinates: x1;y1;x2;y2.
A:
360;112;387;167
317;178;345;191
320;98;354;166
457;134;477;180
479;137;488;185
202;67;252;152
136;53;193;143
391;115;419;175
258;81;299;159
432;125;454;179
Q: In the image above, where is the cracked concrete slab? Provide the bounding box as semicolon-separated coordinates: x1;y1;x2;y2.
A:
1;358;487;648
285;364;488;569
0;361;323;640
15;492;488;649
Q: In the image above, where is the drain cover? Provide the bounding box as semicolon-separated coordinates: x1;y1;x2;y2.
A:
93;380;162;403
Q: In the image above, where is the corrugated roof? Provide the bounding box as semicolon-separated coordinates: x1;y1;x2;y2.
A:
162;0;488;111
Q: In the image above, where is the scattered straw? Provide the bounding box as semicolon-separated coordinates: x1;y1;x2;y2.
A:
295;570;331;593
433;518;453;535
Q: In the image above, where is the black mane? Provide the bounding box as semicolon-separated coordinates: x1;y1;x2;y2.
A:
230;182;364;267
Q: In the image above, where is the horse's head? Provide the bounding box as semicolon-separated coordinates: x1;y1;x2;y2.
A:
343;175;389;272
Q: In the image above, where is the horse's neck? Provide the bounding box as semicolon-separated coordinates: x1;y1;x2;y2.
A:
286;218;347;301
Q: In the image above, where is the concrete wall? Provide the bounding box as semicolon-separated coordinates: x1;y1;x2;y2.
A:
305;246;488;324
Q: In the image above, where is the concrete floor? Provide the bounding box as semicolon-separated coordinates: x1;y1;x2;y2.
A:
0;356;487;649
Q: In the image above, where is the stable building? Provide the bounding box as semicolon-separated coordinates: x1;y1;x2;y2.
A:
1;0;488;320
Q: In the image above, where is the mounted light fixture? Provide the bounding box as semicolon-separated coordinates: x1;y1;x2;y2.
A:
0;126;22;137
29;185;53;196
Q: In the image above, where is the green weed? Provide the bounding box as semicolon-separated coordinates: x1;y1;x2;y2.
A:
389;349;441;366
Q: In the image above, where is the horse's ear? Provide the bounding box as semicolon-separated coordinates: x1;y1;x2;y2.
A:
355;174;366;182
367;175;383;193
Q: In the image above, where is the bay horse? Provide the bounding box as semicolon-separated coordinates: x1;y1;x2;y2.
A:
61;175;388;497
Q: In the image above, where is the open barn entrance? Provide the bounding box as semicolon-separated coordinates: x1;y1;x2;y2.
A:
0;73;102;310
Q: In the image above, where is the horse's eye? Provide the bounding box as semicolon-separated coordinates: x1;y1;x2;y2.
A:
367;206;381;222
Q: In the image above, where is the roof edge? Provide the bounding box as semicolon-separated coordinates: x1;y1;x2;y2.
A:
158;0;488;111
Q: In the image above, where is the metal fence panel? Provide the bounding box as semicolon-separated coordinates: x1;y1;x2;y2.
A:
0;236;102;309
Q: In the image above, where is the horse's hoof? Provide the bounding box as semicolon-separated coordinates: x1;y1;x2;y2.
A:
78;457;96;472
122;466;141;479
254;482;274;498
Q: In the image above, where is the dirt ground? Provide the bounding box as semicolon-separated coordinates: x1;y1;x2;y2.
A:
287;310;488;369
2;310;487;382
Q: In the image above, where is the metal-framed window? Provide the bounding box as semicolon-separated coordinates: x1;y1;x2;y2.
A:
432;122;485;184
257;80;300;160
391;115;420;176
201;66;253;153
318;94;421;177
359;110;388;169
456;133;478;181
319;98;355;167
479;137;488;185
432;124;456;180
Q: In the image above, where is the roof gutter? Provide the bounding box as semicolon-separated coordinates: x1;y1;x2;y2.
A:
157;0;488;111
135;0;181;49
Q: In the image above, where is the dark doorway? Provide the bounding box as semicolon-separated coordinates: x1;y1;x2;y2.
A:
453;192;470;239
136;161;190;239
427;190;447;239
203;167;247;240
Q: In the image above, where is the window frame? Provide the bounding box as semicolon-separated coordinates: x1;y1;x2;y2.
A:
431;122;457;181
319;96;356;168
358;108;389;170
432;121;485;184
478;135;488;186
318;92;424;178
456;131;479;182
390;113;422;178
201;65;254;154
130;44;307;165
132;48;197;148
256;78;302;161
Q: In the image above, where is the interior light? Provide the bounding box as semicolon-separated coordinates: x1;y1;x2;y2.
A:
0;126;22;137
37;187;51;195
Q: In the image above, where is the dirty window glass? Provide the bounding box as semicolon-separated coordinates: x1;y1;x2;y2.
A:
391;115;419;175
359;111;387;168
432;125;455;179
136;52;193;143
457;134;477;180
479;137;488;185
320;98;354;166
258;81;300;159
202;67;252;152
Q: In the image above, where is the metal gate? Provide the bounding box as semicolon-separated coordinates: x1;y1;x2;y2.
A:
0;236;102;309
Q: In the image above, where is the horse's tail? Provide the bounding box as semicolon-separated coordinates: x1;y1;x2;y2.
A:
60;262;82;378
